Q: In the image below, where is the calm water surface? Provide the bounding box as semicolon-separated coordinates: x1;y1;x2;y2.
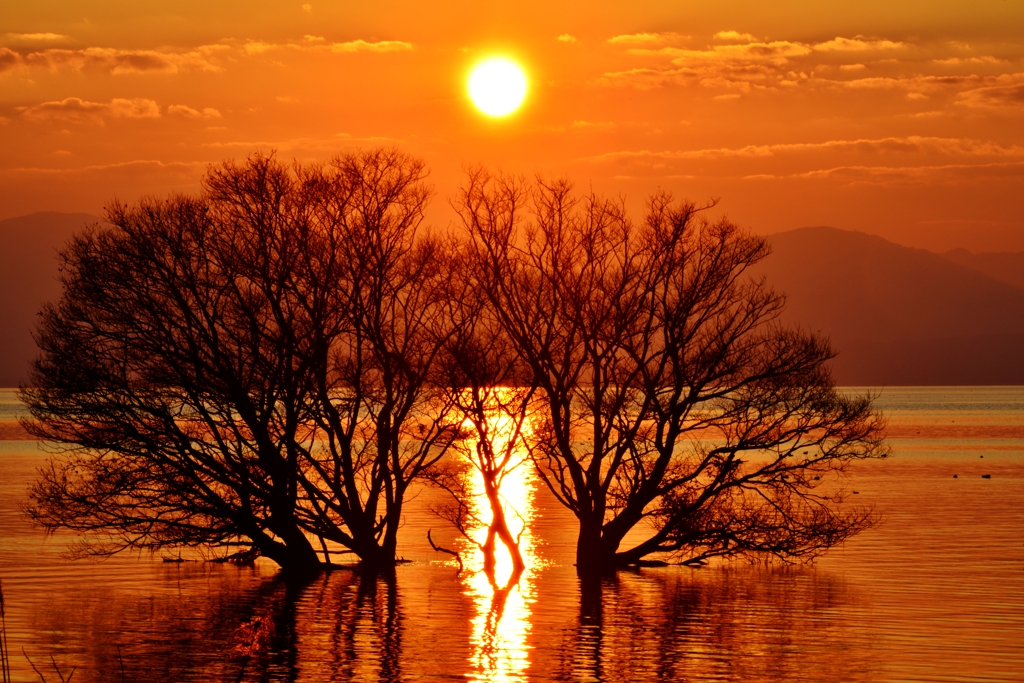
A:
1;387;1022;682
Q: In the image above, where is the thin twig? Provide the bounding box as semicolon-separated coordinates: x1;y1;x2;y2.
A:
23;649;47;683
427;529;464;574
49;655;75;683
0;580;10;683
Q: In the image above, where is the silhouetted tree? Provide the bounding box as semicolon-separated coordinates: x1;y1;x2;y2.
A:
21;150;460;573
453;170;888;575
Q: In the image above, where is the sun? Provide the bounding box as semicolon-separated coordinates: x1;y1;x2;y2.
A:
468;58;528;117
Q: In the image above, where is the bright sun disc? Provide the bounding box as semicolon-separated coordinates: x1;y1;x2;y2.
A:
468;58;527;117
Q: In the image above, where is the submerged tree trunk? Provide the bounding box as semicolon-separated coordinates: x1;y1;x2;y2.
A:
575;518;614;576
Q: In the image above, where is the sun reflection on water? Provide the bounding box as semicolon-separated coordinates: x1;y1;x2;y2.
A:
459;402;539;683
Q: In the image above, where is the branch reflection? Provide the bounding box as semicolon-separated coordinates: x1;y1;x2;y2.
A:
456;391;538;683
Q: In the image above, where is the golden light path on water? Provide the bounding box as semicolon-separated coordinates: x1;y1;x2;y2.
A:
459;404;540;683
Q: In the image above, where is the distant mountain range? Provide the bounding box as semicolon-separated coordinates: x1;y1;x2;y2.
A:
0;212;104;388
756;227;1024;385
1;213;1022;386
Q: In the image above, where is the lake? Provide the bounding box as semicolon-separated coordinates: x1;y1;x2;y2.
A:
1;387;1022;682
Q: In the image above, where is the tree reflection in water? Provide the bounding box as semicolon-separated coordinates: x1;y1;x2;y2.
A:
555;568;875;683
459;422;537;683
426;384;539;682
265;567;871;683
17;560;882;682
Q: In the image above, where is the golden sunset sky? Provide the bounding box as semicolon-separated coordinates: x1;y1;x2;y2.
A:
2;0;1023;251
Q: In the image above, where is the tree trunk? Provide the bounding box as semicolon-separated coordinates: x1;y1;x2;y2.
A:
575;518;615;577
356;543;397;573
251;531;322;576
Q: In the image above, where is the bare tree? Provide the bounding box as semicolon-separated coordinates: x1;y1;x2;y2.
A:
453;170;888;575
296;149;463;567
21;150;459;573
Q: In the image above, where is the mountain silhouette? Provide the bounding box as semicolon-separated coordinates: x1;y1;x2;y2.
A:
757;227;1024;385
0;212;104;387
939;248;1024;290
1;215;1022;387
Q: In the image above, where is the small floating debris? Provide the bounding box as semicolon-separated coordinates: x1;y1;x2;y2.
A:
953;474;958;478
982;474;992;479
980;455;984;458
853;491;860;494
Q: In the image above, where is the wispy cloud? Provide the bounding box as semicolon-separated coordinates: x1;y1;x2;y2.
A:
608;32;684;46
168;105;222;119
584;136;1024;163
328;40;413;53
0;48;17;72
1;36;413;77
933;56;1006;66
557;34;577;44
580;135;1024;188
0;159;207;177
714;31;757;42
1;45;228;74
811;37;905;52
600;29;1024;107
199;132;402;152
570;120;618;130
956;81;1024;108
3;32;69;42
18;97;161;123
244;38;413;55
780;160;1024;183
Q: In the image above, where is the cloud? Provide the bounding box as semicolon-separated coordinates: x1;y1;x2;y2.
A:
3;32;69;42
244;38;414;55
302;3;312;12
782;161;1024;183
18;97;161;124
199;132;402;152
557;34;577;44
328;40;413;53
601;26;1024;105
658;41;813;64
597;66;699;89
0;159;207;179
608;32;683;46
580;136;1024;187
600;38;813;90
0;47;18;72
956;82;1024;108
934;56;1006;66
819;72;1022;94
1;36;413;75
571;120;617;130
168;105;222;119
3;45;227;74
242;42;276;55
812;37;905;52
715;31;757;42
583;136;1024;163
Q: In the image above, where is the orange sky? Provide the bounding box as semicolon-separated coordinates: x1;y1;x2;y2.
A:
2;0;1023;251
